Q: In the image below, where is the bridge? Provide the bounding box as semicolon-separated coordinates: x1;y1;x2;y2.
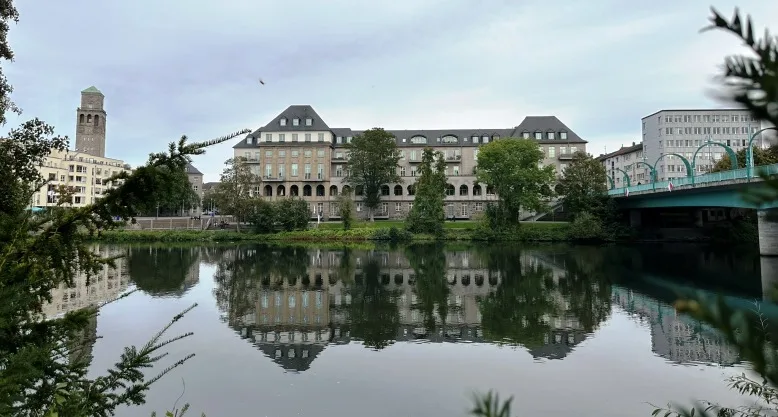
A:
606;163;778;256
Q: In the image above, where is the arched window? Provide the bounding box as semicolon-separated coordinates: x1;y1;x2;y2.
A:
441;135;458;144
342;185;352;195
461;275;471;286
277;185;286;196
290;185;299;197
394;274;403;285
407;184;415;196
94;115;100;127
393;185;403;196
303;185;312;196
329;185;338;196
79;114;84;124
380;185;390;196
473;184;482;196
459;184;468;196
445;184;455;196
475;275;484;287
316;185;325;196
486;185;495;195
355;185;363;196
409;135;427;144
87;115;92;123
264;185;273;197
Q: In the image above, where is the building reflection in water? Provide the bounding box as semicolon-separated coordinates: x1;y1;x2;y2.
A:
215;245;607;372
42;244;131;365
611;287;739;366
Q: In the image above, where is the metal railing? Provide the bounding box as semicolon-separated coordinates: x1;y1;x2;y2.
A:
608;163;778;196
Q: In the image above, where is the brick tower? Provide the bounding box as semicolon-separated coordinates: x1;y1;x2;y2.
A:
75;86;107;157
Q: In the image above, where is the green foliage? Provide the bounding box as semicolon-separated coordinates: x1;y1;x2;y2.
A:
471;391;514;417
210;157;260;231
710;145;778;172
405;243;450;330
128;247;200;296
558;152;608;218
406;148;447;236
248;199;275;233
335;190;356;230
344;128;401;220
136;165;201;216
476;138;555;228
273;198;309;232
346;257;400;349
566;211;604;241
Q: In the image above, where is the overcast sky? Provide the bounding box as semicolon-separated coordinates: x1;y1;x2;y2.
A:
5;0;777;181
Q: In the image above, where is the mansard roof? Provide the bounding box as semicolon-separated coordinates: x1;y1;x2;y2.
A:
234;105;587;149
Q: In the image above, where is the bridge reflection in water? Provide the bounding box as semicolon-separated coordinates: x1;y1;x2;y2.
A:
207;244;755;373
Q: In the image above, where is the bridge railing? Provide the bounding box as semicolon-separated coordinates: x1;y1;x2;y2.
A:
608;163;778;196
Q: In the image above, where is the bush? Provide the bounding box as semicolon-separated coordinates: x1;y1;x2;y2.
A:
373;226;413;242
249;199;276;233
567;211;604;241
274;198;310;232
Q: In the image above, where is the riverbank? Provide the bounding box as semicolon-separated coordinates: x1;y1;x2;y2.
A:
94;222;574;243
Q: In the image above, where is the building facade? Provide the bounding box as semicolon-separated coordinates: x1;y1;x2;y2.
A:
33;149;131;207
185;163;204;216
75;86;108;157
233;105;587;220
641;109;763;181
596;142;646;188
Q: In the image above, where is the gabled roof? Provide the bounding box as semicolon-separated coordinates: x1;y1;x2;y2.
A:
81;86;102;94
595;143;643;161
511;116;587;143
185;163;202;175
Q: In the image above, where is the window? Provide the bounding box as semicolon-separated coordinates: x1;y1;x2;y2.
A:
400;167;406;176
356;203;362;212
305;117;312;126
265;133;272;142
441;135;458;143
291;150;299;157
335;166;343;177
482;135;489;143
381;202;388;214
265;150;273;158
304;164;311;179
474;149;479;160
317;149;325;157
560;132;568;140
461;204;468;216
279;134;285;142
293;118;299;126
288;295;296;307
291;164;299;176
547;132;555;140
265;165;272;177
318;133;324;142
337;136;343;144
246;137;253;144
279;150;286;157
317;164;323;179
395;202;402;212
534;132;542;140
292;133;298;142
548;147;556;157
304;150;312;157
305;134;311;142
280;118;287;126
453;166;459;176
410;136;427;144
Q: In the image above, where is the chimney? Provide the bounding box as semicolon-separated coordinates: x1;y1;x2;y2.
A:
632;141;635;146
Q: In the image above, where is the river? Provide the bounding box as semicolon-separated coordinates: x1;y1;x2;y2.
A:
46;242;770;417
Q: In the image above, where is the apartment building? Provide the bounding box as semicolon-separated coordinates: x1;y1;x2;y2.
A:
185;163;204;216
641;109;764;181
33;148;131;207
596;142;646;188
233;105;587;220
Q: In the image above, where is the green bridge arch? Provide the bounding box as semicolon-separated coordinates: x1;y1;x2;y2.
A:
692;141;737;184
606;175;615;190
634;161;657;184
613;167;631;187
654;153;693;179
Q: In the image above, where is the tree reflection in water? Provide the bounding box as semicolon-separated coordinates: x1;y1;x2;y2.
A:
127;246;200;296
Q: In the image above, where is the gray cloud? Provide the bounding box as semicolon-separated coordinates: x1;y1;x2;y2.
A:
3;0;777;180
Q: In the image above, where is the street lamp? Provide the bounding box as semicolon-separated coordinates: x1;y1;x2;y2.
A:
747;126;778;179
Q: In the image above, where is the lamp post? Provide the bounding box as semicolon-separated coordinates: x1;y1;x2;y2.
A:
747;126;778;179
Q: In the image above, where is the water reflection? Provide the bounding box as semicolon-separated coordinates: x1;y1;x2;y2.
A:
126;246;201;296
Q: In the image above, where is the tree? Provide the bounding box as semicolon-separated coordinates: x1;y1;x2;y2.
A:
475;138;555;228
709;145;778;172
211;156;259;231
344;128;401;221
336;190;355;230
128;246;201;296
405;243;450;330
273;198;309;231
406;148;447;236
346;257;400;349
557;152;608;218
146;166;201;216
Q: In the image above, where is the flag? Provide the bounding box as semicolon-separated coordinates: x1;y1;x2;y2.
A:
624;188;629;197
668;181;674;192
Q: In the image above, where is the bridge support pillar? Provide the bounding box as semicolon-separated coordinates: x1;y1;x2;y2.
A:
761;257;778;301
758;209;778;256
694;210;704;227
629;210;642;228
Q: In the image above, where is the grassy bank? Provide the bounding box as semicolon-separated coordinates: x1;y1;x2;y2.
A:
94;222;573;243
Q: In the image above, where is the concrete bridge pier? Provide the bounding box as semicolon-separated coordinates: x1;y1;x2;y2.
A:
758;209;778;256
761;256;778;301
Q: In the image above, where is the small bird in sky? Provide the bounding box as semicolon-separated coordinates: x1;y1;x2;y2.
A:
259;78;265;85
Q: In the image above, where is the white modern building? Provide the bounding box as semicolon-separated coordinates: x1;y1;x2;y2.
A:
641;109;764;181
596;142;646;188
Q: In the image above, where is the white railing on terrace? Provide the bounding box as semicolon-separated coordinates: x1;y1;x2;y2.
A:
608;163;778;196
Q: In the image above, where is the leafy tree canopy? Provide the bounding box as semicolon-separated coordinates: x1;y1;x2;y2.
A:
344;128;401;220
406;148;447;235
557;152;608;218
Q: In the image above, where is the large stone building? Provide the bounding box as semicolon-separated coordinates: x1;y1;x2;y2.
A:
75;86;108;157
641;109;764;181
185;163;204;216
233;105;587;219
596;142;646;188
32;87;131;208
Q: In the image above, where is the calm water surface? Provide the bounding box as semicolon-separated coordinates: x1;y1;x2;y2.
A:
52;242;775;417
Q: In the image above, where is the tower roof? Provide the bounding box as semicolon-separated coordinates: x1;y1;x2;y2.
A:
81;86;102;94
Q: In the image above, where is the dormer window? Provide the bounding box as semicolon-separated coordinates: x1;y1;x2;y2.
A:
305;117;312;126
547;131;555;140
482;135;489;143
280;118;287;126
471;135;478;143
410;136;427;144
560;131;568;140
293;118;300;126
246;136;253;144
522;132;530;139
534;132;542;140
492;134;500;141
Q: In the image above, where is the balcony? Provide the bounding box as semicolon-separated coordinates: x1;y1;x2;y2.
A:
263;175;285;181
302;173;325;181
332;155;346;160
445;155;462;161
558;153;575;160
245;157;260;163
